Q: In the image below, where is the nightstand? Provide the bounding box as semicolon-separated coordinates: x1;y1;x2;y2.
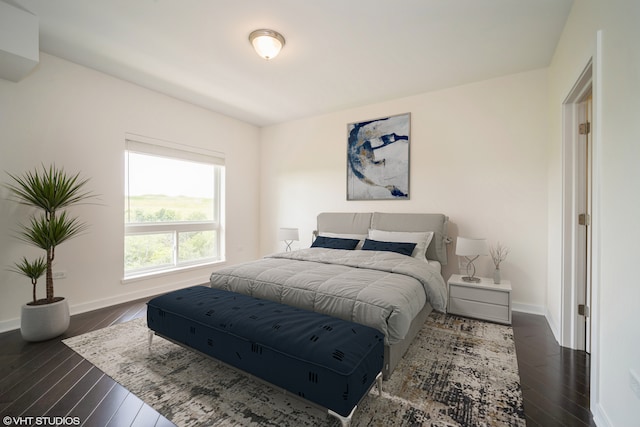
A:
447;274;512;324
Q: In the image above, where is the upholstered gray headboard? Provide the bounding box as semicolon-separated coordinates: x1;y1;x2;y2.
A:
316;212;450;265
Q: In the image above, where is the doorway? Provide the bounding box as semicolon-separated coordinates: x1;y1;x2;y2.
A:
561;60;593;352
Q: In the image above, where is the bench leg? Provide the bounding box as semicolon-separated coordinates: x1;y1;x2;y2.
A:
327;372;382;427
148;329;154;350
328;405;356;427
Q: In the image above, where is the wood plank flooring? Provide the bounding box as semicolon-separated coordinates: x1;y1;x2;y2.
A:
513;313;595;426
0;299;594;426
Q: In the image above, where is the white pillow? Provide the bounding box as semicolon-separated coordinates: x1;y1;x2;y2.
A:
367;229;434;260
318;232;368;249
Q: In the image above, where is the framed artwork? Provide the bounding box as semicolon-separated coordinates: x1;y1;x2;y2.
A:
347;113;410;200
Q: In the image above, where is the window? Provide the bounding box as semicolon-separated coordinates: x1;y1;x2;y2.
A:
124;137;224;279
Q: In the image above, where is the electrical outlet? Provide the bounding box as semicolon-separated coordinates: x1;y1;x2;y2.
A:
631;369;640;400
53;271;67;279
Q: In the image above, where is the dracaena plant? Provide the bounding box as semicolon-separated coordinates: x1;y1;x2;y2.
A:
6;165;96;305
9;256;47;304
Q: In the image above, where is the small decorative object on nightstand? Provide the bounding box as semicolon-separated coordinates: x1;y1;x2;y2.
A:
447;274;512;324
278;227;299;252
490;242;509;284
455;237;489;283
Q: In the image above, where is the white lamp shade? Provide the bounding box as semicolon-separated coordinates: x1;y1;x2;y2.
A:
278;227;299;241
455;237;489;256
249;29;285;60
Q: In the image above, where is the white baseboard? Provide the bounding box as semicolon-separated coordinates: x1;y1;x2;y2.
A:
592;402;611;427
0;318;20;334
0;280;208;334
512;303;562;346
512;302;546;315
544;308;561;344
70;280;206;316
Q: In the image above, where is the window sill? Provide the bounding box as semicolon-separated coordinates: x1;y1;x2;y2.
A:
121;259;226;285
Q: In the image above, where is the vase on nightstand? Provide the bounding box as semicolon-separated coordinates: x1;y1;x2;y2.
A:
493;268;501;284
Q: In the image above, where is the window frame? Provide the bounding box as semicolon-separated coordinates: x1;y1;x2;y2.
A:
123;134;225;280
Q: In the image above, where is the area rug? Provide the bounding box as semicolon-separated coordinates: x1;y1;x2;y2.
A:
63;312;525;426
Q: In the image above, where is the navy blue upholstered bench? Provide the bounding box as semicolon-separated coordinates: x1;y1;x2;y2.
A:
147;286;384;426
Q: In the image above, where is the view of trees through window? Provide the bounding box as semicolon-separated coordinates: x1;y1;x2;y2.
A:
124;195;217;272
124;146;222;277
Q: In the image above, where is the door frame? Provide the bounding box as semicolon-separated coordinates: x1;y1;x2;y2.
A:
561;59;592;351
560;31;603;421
560;42;604;422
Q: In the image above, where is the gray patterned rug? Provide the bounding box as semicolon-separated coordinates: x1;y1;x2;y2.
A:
63;312;525;426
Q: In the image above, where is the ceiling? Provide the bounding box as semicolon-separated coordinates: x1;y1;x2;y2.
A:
8;0;573;127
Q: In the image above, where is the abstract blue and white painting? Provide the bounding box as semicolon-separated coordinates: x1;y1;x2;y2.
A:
347;113;410;200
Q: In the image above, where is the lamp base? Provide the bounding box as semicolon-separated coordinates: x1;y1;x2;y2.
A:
461;276;481;283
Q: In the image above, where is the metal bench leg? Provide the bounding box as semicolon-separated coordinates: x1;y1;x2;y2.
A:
328;405;356;427
148;329;154;350
327;371;382;426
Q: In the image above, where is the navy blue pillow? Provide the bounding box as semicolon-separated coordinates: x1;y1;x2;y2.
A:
311;236;360;250
361;239;416;256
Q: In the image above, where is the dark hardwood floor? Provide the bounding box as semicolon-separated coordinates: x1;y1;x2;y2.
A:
0;299;594;426
512;313;595;427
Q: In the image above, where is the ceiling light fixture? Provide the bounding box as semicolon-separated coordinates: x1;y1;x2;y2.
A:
249;29;285;60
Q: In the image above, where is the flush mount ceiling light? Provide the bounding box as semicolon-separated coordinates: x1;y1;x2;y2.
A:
249;29;285;60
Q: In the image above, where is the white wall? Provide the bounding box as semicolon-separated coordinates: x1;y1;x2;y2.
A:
548;1;640;425
260;69;550;313
0;53;261;331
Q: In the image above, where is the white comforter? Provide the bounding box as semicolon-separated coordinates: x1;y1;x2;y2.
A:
209;248;447;344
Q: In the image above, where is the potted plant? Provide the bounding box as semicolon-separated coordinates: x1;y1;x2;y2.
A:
6;165;95;341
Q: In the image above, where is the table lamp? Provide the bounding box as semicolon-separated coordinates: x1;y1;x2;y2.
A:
278;227;299;252
455;237;489;282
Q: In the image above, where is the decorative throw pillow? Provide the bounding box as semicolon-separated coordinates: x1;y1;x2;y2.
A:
319;232;367;249
361;239;417;257
368;229;434;261
311;236;360;250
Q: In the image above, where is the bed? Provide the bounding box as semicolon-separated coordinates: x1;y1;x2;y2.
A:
209;212;450;378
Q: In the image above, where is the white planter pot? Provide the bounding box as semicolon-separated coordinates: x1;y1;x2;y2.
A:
21;298;70;342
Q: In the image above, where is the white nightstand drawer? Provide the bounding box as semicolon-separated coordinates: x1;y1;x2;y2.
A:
449;284;509;306
448;297;510;324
